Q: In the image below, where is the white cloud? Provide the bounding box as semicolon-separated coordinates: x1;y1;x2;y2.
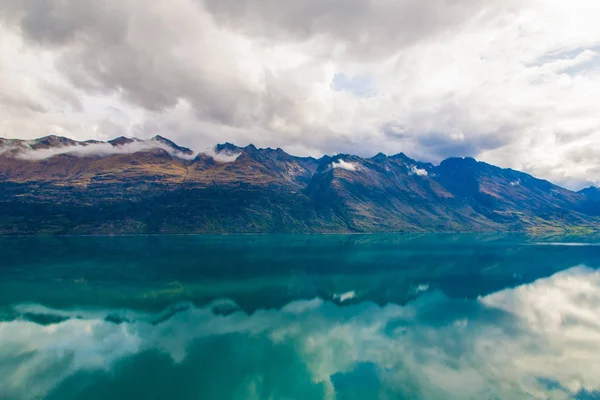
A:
3;139;196;160
331;159;359;171
332;290;357;303
0;0;599;188
201;147;242;163
409;165;428;177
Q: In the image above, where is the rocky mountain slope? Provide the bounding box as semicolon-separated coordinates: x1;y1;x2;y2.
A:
0;135;598;235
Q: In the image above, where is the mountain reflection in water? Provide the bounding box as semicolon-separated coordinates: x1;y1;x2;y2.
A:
1;234;600;399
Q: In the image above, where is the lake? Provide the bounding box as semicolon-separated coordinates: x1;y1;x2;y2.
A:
1;234;600;399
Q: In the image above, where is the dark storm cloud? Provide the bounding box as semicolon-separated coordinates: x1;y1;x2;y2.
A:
202;0;517;59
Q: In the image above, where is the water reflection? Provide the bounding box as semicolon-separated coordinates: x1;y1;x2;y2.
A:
2;234;600;312
1;235;600;399
2;267;600;399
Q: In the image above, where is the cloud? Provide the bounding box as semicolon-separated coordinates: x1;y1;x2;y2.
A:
409;165;428;177
3;138;197;160
1;137;246;163
332;290;357;303
0;0;599;188
201;0;518;60
201;146;242;163
3;266;600;399
331;159;359;171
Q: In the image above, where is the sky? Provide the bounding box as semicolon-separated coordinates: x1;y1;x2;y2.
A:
0;0;599;189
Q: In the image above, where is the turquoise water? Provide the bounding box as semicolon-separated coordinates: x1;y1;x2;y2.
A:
2;234;600;399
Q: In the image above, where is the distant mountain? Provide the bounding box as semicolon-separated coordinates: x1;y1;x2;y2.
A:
578;186;600;216
0;135;598;235
579;186;600;201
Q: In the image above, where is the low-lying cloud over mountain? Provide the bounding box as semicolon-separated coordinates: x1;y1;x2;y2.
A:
0;135;246;162
0;0;599;189
3;137;196;161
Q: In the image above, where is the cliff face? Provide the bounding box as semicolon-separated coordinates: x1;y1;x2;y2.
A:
0;135;598;235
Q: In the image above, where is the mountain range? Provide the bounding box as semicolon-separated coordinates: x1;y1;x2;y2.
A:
1;135;599;235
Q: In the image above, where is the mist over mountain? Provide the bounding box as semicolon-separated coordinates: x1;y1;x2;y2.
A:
1;135;599;235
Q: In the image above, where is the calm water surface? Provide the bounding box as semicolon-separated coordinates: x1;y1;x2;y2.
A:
1;234;600;399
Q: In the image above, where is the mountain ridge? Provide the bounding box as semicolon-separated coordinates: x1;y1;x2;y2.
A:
1;135;598;235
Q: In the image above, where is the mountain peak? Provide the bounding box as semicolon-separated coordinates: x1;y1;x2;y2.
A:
389;152;417;164
438;156;478;169
108;136;139;146
579;186;600;201
371;152;387;162
30;135;78;150
215;142;243;153
151;135;193;155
